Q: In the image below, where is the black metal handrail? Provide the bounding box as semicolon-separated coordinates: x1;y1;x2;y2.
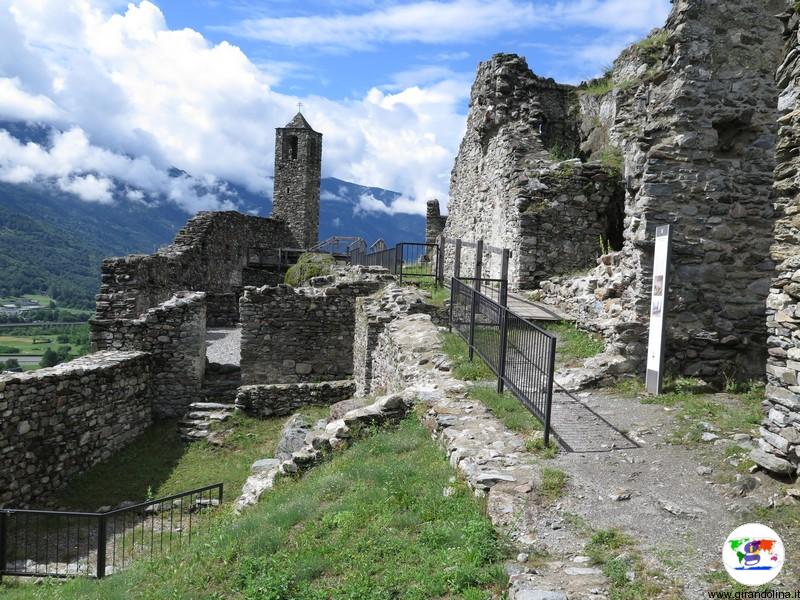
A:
0;483;223;580
352;241;444;286
449;277;556;445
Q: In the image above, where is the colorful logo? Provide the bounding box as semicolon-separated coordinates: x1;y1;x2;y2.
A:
722;523;785;586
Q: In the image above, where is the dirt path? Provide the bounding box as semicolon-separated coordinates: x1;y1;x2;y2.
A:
512;389;797;598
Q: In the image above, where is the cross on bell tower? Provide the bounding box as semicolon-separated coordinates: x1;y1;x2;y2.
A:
272;110;322;249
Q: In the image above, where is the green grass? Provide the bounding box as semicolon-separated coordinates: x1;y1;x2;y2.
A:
50;408;329;509
542;321;604;364
468;385;542;434
0;324;90;356
539;467;567;500
1;418;508;600
610;377;764;447
580;76;615;96
524;436;559;459
636;30;668;65
284;252;334;286
441;332;494;381
584;529;676;599
0;294;53;307
599;146;624;176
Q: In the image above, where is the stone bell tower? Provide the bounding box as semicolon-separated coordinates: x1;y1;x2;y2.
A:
272;112;322;248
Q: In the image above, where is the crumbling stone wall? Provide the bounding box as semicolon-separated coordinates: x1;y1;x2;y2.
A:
95;211;294;323
0;351;152;508
240;281;382;385
91;292;206;417
451;0;783;381
235;380;355;418
520;161;624;284
442;53;622;289
757;7;800;477
353;285;434;397
425;199;447;246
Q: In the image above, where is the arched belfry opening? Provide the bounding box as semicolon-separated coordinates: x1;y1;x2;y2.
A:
271;112;322;249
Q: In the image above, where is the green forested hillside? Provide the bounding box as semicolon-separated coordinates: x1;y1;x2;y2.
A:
0;182;185;308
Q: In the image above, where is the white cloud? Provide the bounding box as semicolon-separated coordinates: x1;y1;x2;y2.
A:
1;0;467;214
216;0;669;50
214;0;537;50
57;174;114;203
0;78;63;121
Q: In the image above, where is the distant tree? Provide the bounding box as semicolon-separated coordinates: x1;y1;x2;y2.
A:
40;349;60;368
2;358;21;372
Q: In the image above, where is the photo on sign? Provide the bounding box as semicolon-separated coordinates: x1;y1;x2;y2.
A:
651;299;662;317
653;275;664;297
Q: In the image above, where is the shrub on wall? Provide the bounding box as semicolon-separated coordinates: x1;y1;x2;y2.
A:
284;253;334;287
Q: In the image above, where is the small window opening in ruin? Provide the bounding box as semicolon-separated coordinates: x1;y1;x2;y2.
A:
712;114;756;159
605;184;625;252
283;135;299;160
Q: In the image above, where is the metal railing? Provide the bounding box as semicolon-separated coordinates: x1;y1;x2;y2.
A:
450;277;556;445
0;483;223;580
352;242;444;285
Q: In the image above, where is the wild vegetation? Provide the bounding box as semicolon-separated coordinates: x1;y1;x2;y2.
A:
0;418;508;600
284;252;334;286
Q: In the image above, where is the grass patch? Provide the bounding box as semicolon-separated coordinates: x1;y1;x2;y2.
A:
637;378;764;446
539;467;567;500
542;321;604;365
599;146;624;176
584;529;674;599
50;408;329;510
580;76;614;96
636;29;668;65
441;332;494;381
0;324;90;356
1;418;509;599
468;385;542;434
284;252;334;286
524;436;559;459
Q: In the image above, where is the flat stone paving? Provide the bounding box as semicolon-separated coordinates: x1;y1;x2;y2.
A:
206;327;241;365
506;292;572;321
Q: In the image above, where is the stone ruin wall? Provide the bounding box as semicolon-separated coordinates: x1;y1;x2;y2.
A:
239;280;383;386
0;352;152;508
442;53;625;290
425;199;447;246
758;7;800;477
449;0;784;383
95;211;295;326
236;380;356;418
353;284;435;397
91;291;207;417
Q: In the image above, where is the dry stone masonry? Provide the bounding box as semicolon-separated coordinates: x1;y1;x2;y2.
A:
448;0;785;383
236;380;356;418
425;199;447;246
239;280;383;385
0;352;152;508
353;283;435;397
95;211;295;324
759;7;800;477
91;291;207;417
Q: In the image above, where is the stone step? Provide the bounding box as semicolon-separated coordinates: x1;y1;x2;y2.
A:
185;410;232;421
188;402;237;410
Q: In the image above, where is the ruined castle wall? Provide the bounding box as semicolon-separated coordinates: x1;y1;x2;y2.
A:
519;161;624;284
443;54;621;289
425;199;447;246
518;1;784;381
0;351;152;507
757;7;800;477
90;292;207;417
240;281;382;385
235;380;356;418
353;285;434;397
95;212;295;323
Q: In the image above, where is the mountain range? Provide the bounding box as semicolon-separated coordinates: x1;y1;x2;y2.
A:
0;123;426;309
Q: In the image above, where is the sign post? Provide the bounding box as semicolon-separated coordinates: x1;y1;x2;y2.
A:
645;225;672;395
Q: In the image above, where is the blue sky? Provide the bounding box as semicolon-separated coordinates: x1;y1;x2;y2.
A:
0;0;670;214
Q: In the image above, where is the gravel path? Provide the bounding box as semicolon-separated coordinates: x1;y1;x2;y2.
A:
206;328;241;365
